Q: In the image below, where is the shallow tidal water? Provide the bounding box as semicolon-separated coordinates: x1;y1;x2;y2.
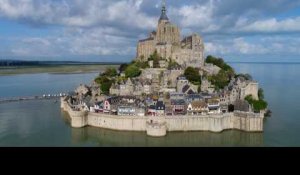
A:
0;63;299;147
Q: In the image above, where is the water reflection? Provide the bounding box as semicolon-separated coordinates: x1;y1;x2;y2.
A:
61;111;71;125
71;126;263;147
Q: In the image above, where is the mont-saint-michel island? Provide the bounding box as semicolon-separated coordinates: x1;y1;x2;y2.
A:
61;1;269;137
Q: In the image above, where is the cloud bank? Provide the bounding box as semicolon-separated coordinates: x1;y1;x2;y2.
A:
0;0;300;61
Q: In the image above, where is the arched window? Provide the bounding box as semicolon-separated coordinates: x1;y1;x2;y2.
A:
228;104;234;112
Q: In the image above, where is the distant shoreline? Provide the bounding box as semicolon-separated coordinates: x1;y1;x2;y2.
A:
228;61;300;64
0;64;120;76
0;60;126;67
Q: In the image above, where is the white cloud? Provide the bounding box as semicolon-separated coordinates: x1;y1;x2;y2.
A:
173;3;214;28
205;36;300;57
22;37;51;46
8;27;137;57
0;0;156;29
1;0;300;60
236;17;300;33
233;38;268;54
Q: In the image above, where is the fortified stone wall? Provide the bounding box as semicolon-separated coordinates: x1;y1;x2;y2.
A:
61;98;264;136
165;112;263;132
88;113;147;131
61;98;88;128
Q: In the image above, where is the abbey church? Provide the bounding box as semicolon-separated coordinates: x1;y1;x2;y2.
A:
136;1;205;68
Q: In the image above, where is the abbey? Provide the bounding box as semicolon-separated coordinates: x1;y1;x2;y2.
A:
61;1;268;137
136;2;205;68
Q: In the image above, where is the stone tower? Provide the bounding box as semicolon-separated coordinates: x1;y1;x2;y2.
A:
136;0;205;68
156;0;180;45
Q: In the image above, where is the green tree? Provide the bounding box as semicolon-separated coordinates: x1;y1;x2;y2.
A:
168;59;181;69
95;76;107;85
245;95;254;104
235;73;253;81
208;70;231;90
245;95;268;112
205;55;236;89
125;65;141;78
101;81;113;95
184;67;201;85
205;55;235;74
94;76;114;95
135;60;149;69
102;67;117;77
253;100;268;112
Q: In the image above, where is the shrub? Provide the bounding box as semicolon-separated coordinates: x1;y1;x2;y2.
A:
125;65;141;78
184;67;201;85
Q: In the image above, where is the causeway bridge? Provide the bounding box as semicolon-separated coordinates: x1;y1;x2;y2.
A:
0;93;67;104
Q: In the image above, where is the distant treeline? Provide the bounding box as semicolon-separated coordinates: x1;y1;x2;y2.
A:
0;60;125;67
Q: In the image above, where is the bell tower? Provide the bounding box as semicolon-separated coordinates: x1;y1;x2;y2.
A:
159;0;169;23
156;0;180;45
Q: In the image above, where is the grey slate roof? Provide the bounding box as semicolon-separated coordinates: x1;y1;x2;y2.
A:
182;85;190;93
234;100;250;112
156;101;165;110
171;99;186;105
159;6;169;21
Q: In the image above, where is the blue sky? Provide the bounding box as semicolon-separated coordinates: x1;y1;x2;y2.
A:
0;0;300;62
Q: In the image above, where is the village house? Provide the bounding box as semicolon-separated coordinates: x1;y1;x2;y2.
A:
176;76;189;92
110;78;154;96
156;100;165;116
176;75;198;94
136;108;146;116
110;83;120;95
171;99;186;115
164;100;173;116
103;96;120;113
186;94;204;103
147;105;157;116
187;101;209;115
120;78;134;96
200;92;216;101
181;84;197;94
170;92;185;100
233;99;251;112
207;98;221;114
225;76;259;104
93;101;103;113
201;77;215;93
117;106;136;116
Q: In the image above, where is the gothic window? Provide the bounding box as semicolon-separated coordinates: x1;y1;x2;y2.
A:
164;27;166;33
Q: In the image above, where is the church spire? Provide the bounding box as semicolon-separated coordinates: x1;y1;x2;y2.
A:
159;0;169;21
